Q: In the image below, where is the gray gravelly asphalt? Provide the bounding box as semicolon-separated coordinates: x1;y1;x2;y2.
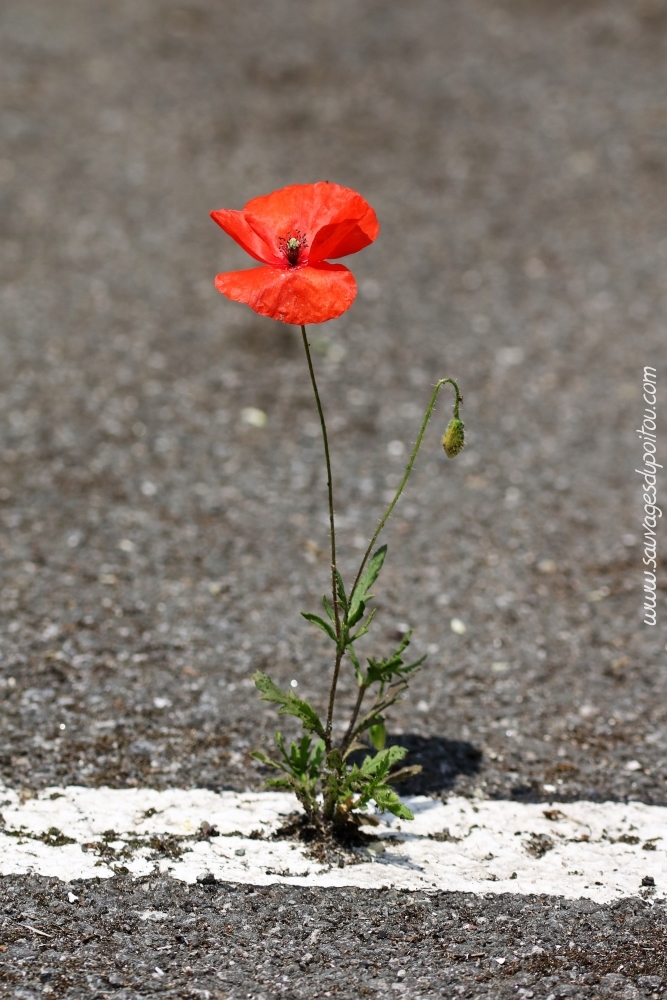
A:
1;0;667;996
2;876;667;999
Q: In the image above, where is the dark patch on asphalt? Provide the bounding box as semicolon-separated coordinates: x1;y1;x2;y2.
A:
385;733;483;796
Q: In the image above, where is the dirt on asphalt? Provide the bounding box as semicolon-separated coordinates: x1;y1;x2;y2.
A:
1;0;667;996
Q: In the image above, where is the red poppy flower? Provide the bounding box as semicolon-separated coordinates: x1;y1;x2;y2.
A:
211;182;379;326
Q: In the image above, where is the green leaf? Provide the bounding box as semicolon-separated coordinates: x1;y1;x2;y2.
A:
348;546;387;627
252;672;325;738
301;612;337;643
250;749;284;771
359;745;407;777
335;570;348;612
369;721;387;751
346;643;364;685
348;601;365;630
372;787;415;820
364;630;426;689
264;776;293;791
281;734;325;783
350;607;376;643
250;750;280;767
322;594;336;623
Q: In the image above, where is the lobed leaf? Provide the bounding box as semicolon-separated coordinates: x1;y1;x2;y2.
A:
365;629;418;685
372;787;415;820
348;545;387;627
252;672;326;738
359;745;407;778
264;776;293;791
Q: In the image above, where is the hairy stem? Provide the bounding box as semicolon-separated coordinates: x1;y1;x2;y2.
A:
300;326;341;749
350;377;462;604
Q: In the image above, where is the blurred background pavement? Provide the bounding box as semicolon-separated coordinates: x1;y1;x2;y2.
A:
0;0;666;803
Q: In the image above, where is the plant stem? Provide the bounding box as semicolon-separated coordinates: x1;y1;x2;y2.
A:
340;683;367;754
300;325;342;749
350;378;462;604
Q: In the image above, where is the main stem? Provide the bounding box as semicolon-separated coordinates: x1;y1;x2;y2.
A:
300;326;342;749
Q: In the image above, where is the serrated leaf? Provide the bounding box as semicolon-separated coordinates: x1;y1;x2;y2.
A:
335;570;348;612
402;653;427;674
348;545;387;626
264;776;293;791
322;594;336;623
364;631;426;688
283;734;325;782
359;745;407;778
301;611;337;643
275;730;287;755
252;671;325;738
372;788;414;820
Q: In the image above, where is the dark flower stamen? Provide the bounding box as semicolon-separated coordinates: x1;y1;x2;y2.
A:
279;230;308;266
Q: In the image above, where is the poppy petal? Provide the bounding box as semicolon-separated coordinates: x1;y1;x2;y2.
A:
308;206;380;262
242;182;378;262
214;262;357;326
210;208;279;265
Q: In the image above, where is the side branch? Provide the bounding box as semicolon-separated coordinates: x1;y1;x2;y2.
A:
349;377;462;604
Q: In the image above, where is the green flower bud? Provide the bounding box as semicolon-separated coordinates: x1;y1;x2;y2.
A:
442;417;465;458
369;721;387;751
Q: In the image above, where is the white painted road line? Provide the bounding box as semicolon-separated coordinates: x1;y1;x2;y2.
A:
0;786;665;903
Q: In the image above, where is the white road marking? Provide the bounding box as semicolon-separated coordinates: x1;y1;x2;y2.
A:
0;785;665;902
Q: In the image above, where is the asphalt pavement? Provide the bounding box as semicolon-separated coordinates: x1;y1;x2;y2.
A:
1;0;667;996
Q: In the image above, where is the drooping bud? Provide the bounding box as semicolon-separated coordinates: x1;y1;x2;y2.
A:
442;417;465;458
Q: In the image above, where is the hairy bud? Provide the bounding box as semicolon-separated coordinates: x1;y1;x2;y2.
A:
442;418;465;458
369;721;387;751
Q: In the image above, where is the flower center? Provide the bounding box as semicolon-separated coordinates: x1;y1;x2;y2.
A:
279;230;308;266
